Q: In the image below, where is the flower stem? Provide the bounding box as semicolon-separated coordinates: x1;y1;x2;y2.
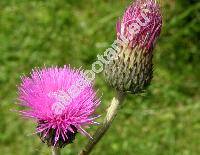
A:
52;146;60;155
79;91;125;155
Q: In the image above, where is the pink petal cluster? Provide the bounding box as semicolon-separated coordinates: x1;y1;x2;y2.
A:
116;0;162;50
18;66;100;146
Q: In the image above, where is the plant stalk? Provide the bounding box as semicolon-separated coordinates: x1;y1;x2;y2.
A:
79;91;125;155
52;146;60;155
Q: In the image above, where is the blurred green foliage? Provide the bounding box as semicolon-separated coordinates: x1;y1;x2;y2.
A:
0;0;199;155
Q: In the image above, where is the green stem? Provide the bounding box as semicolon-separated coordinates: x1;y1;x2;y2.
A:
52;146;60;155
79;91;125;155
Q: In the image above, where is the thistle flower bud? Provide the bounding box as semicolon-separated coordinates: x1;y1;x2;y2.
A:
104;0;162;93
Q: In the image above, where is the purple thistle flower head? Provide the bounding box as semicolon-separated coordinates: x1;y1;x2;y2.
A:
18;66;100;147
116;0;162;51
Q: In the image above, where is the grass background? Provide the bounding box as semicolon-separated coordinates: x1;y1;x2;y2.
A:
0;0;199;154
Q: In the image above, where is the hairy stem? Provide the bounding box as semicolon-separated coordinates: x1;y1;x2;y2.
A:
52;146;60;155
79;91;125;155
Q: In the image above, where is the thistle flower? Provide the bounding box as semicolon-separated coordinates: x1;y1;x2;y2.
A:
104;0;162;93
18;66;100;148
117;0;162;49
